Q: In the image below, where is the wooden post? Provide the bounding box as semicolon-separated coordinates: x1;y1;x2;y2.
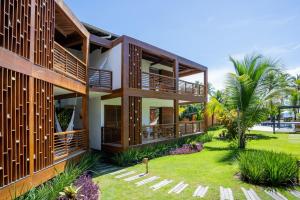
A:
121;38;130;150
29;77;34;175
173;59;179;138
204;69;208;131
29;0;36;63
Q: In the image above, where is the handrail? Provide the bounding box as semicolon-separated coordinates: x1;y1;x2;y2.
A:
142;71;176;92
54;129;86;136
88;68;112;90
53;42;87;84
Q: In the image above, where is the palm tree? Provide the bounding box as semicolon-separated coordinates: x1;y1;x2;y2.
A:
226;54;279;149
205;97;224;126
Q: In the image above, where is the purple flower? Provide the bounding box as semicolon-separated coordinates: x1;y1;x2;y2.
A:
74;173;100;200
169;143;203;155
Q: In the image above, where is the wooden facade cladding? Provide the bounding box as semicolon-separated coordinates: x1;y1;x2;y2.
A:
128;44;142;88
129;96;142;145
0;0;32;59
33;79;54;172
0;67;30;188
34;0;55;69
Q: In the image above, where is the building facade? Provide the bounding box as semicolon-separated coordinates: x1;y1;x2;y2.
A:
0;1;207;199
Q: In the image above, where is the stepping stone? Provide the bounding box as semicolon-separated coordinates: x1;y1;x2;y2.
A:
110;169;127;175
150;179;173;191
241;187;261;200
220;186;234;200
136;176;160;186
264;190;288;200
115;171;135;179
290;190;300;198
193;185;209;198
124;173;148;182
168;181;189;194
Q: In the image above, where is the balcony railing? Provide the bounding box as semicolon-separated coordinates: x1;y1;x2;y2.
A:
101;127;121;144
142;123;175;144
178;80;204;96
54;130;88;161
53;42;86;84
88;68;112;90
142;72;176;92
179;121;203;136
141;71;204;96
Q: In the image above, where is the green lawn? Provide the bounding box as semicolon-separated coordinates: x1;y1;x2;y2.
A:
94;130;300;200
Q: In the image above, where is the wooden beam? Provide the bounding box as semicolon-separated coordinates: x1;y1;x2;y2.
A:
54;93;79;100
0;48;86;94
101;89;123;100
90;34;113;49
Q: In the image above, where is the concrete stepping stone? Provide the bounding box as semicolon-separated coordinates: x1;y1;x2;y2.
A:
109;169;127;175
136;176;160;186
241;187;261;200
124;173;148;182
264;190;288;200
193;185;209;198
220;186;234;200
115;171;135;179
290;190;300;198
150;179;173;191
168;181;189;194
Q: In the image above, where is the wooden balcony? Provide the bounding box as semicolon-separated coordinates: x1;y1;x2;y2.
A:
141;71;204;97
179;121;204;136
53;42;87;84
88;68;112;91
142;123;176;144
54;130;88;161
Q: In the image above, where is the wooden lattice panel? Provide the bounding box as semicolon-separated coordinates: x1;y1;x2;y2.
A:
129;44;142;88
33;79;54;172
0;67;30;187
34;0;55;69
0;0;32;58
129;96;141;145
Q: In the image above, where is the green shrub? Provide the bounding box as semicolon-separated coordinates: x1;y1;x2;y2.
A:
112;133;212;166
239;150;299;186
16;153;99;200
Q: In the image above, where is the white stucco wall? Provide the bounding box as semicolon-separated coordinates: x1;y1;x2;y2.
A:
142;98;173;125
88;97;121;150
89;44;122;90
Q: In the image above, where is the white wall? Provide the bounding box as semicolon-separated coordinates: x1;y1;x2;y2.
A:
142;98;173;125
89;44;122;90
88;97;121;150
141;59;173;73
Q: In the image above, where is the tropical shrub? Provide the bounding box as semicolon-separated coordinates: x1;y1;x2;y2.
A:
16;153;99;200
218;110;239;140
112;133;212;166
239;150;299;186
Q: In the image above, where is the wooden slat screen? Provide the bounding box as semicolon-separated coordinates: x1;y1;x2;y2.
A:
0;67;30;187
0;0;32;58
129;44;142;88
129;96;142;145
88;68;112;90
34;0;55;69
33;79;54;172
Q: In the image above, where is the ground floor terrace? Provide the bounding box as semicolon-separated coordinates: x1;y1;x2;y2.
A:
93;130;300;200
89;94;206;152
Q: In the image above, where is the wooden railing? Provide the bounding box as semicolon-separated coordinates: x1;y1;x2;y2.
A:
142;123;175;144
101;127;121;144
53;42;86;84
142;72;176;92
54;130;88;161
88;68;112;90
178;80;204;96
179;121;203;136
141;71;204;96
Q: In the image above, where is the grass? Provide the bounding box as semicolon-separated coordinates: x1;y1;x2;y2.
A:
93;130;300;200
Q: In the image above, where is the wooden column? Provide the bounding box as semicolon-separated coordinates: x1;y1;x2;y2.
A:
173;59;179;138
30;0;36;62
29;77;35;176
204;69;208;131
121;39;129;149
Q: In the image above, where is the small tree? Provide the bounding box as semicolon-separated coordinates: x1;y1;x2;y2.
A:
205;97;224;126
227;54;279;149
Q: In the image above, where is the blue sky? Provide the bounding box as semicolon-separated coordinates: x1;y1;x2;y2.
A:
65;0;300;89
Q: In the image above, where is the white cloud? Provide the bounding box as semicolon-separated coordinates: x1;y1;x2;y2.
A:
287;66;300;76
208;67;234;90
